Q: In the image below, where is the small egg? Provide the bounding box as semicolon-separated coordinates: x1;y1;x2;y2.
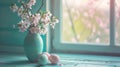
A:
49;54;60;64
38;54;49;65
43;52;51;58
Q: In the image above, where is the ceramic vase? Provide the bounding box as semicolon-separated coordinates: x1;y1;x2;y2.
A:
24;32;43;62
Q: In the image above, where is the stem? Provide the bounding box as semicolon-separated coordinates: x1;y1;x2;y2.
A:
20;1;31;17
22;4;31;17
37;0;44;13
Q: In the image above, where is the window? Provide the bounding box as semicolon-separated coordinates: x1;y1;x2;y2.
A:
48;0;120;54
116;0;120;45
62;0;110;44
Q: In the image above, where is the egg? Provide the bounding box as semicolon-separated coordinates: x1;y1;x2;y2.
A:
43;52;51;58
38;53;49;65
49;54;60;64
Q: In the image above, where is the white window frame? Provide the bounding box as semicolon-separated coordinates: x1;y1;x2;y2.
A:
47;0;120;55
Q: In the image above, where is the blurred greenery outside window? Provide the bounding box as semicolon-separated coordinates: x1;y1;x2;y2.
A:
62;0;120;45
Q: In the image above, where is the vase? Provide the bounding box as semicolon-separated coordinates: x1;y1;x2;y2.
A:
24;32;43;62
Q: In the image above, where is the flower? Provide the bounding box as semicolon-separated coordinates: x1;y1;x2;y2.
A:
10;4;18;12
50;16;59;28
17;6;24;16
10;0;59;34
27;0;36;9
18;20;30;32
31;13;41;26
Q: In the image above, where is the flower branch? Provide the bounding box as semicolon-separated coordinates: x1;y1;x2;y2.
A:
10;0;59;34
37;0;44;13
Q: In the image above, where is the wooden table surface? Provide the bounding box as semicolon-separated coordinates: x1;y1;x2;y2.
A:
0;52;120;67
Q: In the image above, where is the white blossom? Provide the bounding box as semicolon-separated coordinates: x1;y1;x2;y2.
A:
39;27;48;34
50;16;59;28
21;12;29;19
10;4;18;12
41;14;51;26
50;23;55;29
18;6;24;16
18;20;30;32
51;16;59;23
46;11;52;17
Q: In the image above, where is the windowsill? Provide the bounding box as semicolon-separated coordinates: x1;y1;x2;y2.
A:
0;52;59;67
0;52;120;67
56;53;120;67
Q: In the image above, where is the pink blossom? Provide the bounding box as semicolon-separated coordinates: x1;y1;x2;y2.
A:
86;23;92;28
95;17;106;28
27;0;36;9
88;9;95;17
49;54;60;64
31;13;41;26
116;7;120;18
29;26;48;34
29;26;40;33
104;28;109;34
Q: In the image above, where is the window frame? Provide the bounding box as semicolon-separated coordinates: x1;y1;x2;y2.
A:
47;0;120;55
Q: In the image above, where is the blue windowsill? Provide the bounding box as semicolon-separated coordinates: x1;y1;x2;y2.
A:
0;52;59;67
0;52;120;67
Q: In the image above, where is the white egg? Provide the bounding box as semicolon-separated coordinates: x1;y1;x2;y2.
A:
38;54;49;65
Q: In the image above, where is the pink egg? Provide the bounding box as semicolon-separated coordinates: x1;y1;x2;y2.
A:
49;54;60;64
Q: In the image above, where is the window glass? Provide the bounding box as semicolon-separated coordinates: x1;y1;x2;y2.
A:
116;0;120;45
62;0;110;44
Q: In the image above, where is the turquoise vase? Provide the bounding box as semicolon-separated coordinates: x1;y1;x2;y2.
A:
24;32;43;62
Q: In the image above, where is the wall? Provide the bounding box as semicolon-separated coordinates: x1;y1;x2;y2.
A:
0;0;46;52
